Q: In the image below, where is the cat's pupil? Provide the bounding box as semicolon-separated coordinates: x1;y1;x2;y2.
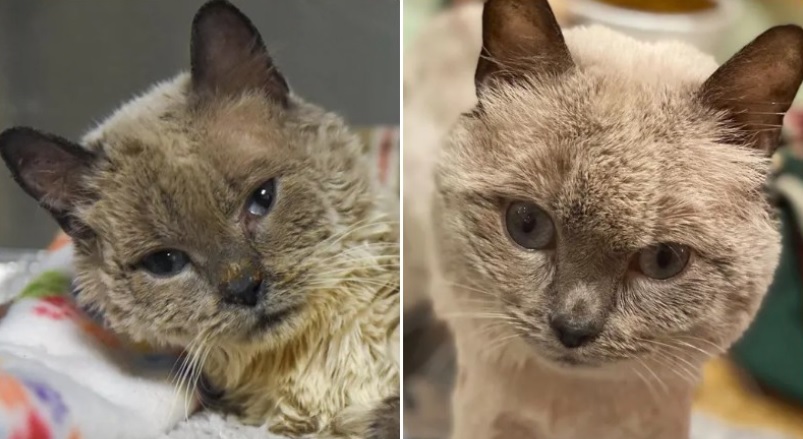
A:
247;179;276;217
139;250;189;277
505;201;555;250
636;243;691;280
519;208;536;234
656;246;673;268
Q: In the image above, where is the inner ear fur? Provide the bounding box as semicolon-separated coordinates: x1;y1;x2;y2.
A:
190;0;289;105
475;0;574;96
0;127;97;239
699;25;803;155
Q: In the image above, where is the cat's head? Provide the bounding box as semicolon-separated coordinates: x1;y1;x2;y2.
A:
435;0;803;369
0;0;393;349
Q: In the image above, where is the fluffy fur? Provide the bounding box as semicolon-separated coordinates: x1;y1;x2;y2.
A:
406;1;803;438
0;2;399;438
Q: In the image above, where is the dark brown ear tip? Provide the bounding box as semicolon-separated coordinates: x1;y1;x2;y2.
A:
0;127;94;167
0;127;39;160
193;0;242;21
768;24;803;41
191;0;256;38
0;126;39;143
758;25;803;55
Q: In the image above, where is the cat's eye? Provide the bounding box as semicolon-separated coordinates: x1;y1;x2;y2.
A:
139;250;190;277
246;179;276;217
505;201;556;250
634;243;691;280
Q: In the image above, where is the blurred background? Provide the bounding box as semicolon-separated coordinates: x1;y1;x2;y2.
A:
0;0;399;249
403;1;803;438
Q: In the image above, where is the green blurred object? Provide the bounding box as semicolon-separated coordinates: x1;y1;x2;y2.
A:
17;270;71;300
403;0;445;46
730;146;803;404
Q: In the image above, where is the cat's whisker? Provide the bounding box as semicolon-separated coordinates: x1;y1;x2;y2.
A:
317;247;400;258
169;329;213;421
675;335;722;354
744;123;784;128
636;355;670;395
191;342;214;414
308;260;400;274
669;339;715;358
721;98;794;105
305;272;398;282
647;348;698;386
310;219;399;258
450;298;507;310
630;360;660;405
637;338;700;384
439;315;519;325
485;334;521;356
181;342;206;419
468;321;516;340
182;344;203;418
737;111;788;116
304;260;399;276
443;281;519;308
302;278;398;291
169;332;204;392
170;349;195;420
439;310;518;319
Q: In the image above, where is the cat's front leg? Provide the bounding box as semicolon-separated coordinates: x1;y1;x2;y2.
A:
316;397;400;439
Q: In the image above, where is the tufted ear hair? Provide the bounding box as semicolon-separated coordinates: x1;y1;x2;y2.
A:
699;25;803;155
0;127;98;239
475;0;574;97
190;0;289;106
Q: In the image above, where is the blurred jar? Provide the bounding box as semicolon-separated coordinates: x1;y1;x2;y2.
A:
567;0;742;55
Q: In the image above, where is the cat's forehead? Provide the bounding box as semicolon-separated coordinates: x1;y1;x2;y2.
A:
78;75;295;249
82;73;287;164
449;83;766;252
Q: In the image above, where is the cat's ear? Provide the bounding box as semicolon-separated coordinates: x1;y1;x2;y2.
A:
475;0;573;96
190;0;289;105
699;25;803;155
0;127;97;239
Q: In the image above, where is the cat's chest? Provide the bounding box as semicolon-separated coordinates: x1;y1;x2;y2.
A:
222;295;400;431
453;356;690;439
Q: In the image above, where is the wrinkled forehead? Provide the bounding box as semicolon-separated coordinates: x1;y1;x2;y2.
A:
451;80;752;252
82;105;292;250
86;147;234;250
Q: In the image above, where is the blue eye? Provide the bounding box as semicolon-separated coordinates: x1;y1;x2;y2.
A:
139;250;189;277
247;179;276;217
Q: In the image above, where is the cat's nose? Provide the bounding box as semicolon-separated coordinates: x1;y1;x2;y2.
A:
221;273;266;307
549;315;602;349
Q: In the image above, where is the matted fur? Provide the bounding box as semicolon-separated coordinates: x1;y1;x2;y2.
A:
0;2;399;438
407;1;801;438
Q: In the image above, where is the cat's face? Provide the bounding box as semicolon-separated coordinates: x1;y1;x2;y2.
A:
0;1;388;348
435;0;803;369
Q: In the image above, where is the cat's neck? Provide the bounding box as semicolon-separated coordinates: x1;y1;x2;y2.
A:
452;329;697;439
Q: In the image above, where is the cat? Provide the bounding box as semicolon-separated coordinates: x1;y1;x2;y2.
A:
0;1;399;438
406;0;803;438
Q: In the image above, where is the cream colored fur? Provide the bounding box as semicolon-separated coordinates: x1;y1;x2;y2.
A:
74;72;400;438
1;2;400;433
405;4;790;439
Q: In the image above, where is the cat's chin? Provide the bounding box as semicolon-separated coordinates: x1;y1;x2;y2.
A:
218;304;301;344
248;305;299;335
531;347;627;376
538;352;601;369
